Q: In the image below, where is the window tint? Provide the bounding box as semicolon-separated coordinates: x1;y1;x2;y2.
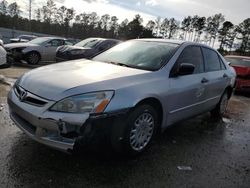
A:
98;41;113;51
202;48;221;71
65;40;73;45
75;38;102;48
176;46;204;74
50;39;64;47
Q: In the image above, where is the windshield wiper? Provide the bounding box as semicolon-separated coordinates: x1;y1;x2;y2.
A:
101;61;153;71
105;61;135;68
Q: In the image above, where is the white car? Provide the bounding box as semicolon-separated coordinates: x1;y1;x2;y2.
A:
0;39;3;46
0;45;8;67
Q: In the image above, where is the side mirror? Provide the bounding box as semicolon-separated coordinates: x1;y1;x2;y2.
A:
227;61;231;66
177;63;195;76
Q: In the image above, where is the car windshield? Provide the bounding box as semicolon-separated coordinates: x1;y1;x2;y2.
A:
28;38;49;45
93;40;179;71
75;38;102;48
225;57;250;67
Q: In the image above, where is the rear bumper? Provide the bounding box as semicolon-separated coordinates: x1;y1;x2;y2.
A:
235;78;250;92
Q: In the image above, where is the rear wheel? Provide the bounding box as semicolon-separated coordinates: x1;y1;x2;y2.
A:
26;52;40;65
211;91;229;118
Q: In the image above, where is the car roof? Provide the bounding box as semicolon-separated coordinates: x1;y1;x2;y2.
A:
225;55;250;59
36;36;67;40
83;37;121;42
135;38;213;48
136;38;185;45
19;35;36;37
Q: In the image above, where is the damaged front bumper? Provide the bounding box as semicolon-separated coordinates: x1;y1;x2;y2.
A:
7;87;129;153
5;47;27;64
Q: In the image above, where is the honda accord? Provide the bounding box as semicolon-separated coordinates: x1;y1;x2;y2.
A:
8;39;236;155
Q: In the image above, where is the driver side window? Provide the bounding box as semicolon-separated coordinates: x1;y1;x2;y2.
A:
174;46;204;75
48;39;64;47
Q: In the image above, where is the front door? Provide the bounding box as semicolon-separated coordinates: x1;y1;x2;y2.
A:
42;39;64;61
167;46;206;125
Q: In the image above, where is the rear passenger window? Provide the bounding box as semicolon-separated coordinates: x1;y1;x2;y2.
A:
202;48;221;71
176;46;204;74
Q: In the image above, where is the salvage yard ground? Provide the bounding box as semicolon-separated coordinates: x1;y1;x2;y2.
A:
0;65;250;187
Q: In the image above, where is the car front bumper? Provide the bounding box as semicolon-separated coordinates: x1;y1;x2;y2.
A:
7;86;91;152
5;48;24;63
55;56;68;62
8;87;129;153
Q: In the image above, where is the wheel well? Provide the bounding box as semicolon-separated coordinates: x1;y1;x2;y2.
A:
136;98;163;129
26;51;41;58
225;86;233;99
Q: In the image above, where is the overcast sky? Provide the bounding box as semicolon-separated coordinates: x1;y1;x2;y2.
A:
9;0;250;24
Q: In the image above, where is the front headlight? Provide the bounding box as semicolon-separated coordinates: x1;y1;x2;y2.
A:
50;91;114;114
69;49;85;55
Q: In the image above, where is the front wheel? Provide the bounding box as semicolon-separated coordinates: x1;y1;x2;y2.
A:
211;91;229;118
113;104;159;155
26;52;40;65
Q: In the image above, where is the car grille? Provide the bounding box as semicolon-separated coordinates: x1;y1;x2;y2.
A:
15;85;48;107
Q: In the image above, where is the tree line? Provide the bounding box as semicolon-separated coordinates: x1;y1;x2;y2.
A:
0;0;249;54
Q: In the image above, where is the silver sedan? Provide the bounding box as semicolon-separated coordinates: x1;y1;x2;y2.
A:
8;39;236;155
5;37;72;65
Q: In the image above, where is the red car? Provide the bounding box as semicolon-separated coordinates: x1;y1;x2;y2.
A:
225;55;250;91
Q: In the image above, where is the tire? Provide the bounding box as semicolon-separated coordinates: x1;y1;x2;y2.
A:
5;59;12;68
211;90;229;118
112;104;159;155
26;52;40;65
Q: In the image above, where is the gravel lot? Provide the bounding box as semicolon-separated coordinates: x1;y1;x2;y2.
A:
0;65;249;188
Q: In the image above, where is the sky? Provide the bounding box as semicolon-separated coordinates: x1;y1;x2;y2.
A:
7;0;250;24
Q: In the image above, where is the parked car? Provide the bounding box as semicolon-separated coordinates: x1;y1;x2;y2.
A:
8;39;236;155
225;55;250;92
56;38;121;62
0;39;4;46
5;37;73;65
10;35;37;43
0;45;8;67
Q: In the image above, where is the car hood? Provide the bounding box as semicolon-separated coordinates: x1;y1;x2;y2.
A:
4;42;38;49
231;65;250;77
58;45;91;53
18;59;150;101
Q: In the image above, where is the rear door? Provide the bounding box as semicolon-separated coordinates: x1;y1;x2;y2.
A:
167;45;207;125
201;47;229;109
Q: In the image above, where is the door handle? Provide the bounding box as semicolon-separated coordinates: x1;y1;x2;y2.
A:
201;78;209;83
223;73;228;78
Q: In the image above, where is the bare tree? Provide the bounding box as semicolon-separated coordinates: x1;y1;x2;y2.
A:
0;0;8;15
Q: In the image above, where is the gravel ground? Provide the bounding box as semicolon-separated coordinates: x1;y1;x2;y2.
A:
0;66;250;188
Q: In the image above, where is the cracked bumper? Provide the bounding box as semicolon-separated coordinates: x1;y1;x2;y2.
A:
7;88;89;153
7;88;130;153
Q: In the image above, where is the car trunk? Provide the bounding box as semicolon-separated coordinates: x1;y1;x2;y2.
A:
232;65;250;79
